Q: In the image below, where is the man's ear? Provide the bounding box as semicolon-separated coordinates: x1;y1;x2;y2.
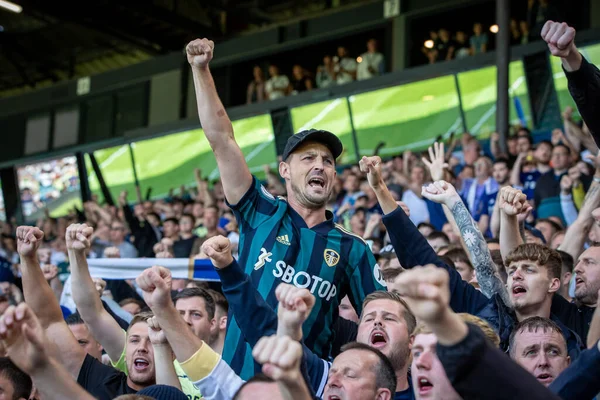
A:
548;277;561;294
279;160;291;180
219;316;228;331
375;388;393;400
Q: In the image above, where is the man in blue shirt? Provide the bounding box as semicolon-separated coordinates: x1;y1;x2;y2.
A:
186;38;384;379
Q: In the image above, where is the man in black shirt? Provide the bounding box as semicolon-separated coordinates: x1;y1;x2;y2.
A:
552;245;599;345
15;225;158;399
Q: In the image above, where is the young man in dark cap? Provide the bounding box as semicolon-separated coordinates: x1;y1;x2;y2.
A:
186;37;384;378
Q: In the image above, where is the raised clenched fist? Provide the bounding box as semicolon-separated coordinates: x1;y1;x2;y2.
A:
541;21;576;58
201;236;233;269
16;227;44;259
252;335;303;384
275;283;316;333
186;38;214;69
136;266;173;310
498;187;527;216
66;224;94;252
359;156;383;189
387;264;450;324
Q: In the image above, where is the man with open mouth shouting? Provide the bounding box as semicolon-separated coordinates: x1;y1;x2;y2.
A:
185;37;384;380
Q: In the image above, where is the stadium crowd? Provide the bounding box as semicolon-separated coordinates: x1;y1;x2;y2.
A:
0;20;599;400
247;38;385;102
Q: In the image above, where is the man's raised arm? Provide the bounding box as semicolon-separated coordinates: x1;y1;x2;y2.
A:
67;223;127;363
16;226;87;379
186;39;252;205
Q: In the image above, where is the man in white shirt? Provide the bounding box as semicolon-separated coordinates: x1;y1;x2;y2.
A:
357;39;385;81
265;64;290;100
334;46;357;85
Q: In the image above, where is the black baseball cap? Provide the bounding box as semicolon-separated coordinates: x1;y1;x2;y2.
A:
282;129;343;162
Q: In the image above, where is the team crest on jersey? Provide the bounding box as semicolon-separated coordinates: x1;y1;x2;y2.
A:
324;249;340;267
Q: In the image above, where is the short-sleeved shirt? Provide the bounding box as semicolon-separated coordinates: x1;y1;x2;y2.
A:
224;176;385;379
77;354;136;400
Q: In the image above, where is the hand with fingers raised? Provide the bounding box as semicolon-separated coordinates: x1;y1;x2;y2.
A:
422;142;449;182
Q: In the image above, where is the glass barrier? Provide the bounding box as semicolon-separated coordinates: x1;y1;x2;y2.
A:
457;61;532;137
350;75;461;155
231;113;277;177
131;114;276;199
551;43;600;118
17;156;82;219
290;99;356;164
86;145;137;203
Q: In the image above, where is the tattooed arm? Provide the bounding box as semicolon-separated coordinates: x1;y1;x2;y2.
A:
449;200;509;302
422;181;509;303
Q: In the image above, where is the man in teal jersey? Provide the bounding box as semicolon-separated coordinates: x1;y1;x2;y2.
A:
186;38;386;378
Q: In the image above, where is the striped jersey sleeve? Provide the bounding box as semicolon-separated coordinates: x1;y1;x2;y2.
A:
227;176;280;230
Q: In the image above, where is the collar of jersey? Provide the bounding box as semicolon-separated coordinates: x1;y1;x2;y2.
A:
287;205;335;234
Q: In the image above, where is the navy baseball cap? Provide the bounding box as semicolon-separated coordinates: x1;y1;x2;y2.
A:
282;129;343;162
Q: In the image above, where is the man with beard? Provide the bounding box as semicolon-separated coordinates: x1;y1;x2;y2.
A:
134;250;413;399
551;245;599;345
15;225;178;399
185;37;383;378
199;235;415;399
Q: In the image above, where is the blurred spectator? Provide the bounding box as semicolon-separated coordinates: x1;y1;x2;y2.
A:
246;65;266;104
265;64;290;100
316;55;336;88
101;220;138;258
357;39;385;80
423;30;439;64
520;20;530;44
435;29;455;62
454;31;471;59
470;23;488;54
510;19;523;46
333;46;357;84
290;65;314;94
527;0;557;41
